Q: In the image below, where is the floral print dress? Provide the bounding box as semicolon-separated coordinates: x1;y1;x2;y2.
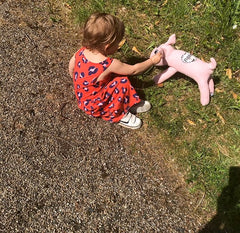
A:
73;48;141;123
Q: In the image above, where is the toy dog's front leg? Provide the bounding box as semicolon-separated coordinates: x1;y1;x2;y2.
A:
154;67;177;84
198;81;211;106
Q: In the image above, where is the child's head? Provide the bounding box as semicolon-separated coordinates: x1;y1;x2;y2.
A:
82;13;125;55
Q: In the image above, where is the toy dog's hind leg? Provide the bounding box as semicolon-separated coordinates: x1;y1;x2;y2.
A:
154;67;177;84
209;77;214;97
198;79;211;106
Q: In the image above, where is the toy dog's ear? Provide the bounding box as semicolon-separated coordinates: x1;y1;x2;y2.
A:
166;34;176;45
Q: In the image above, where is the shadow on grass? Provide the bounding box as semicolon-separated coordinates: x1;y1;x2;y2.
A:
125;56;156;99
199;166;240;233
130;76;155;99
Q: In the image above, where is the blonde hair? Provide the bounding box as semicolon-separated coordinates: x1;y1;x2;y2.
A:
82;13;125;52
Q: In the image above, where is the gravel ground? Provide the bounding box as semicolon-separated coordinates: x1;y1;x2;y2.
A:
1;1;205;232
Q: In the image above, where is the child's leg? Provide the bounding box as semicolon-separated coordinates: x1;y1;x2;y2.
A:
103;76;141;123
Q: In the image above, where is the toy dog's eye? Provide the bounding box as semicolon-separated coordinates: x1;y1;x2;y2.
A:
154;49;158;54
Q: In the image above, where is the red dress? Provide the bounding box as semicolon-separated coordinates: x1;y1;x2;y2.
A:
73;48;140;122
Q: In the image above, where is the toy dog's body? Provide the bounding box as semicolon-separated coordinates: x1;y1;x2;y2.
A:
151;34;217;106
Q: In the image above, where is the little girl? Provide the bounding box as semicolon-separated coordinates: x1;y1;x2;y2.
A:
69;13;162;129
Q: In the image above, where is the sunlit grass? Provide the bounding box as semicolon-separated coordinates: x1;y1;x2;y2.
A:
60;0;240;210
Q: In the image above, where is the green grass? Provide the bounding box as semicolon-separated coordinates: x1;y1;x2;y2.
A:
61;0;239;215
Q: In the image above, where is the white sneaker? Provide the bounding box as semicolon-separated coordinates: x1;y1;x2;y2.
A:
129;100;151;114
118;112;142;129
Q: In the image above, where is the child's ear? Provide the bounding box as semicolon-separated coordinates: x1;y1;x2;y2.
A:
104;44;110;53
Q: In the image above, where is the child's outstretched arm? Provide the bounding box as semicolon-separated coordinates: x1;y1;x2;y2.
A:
69;54;75;78
97;52;162;81
112;52;162;75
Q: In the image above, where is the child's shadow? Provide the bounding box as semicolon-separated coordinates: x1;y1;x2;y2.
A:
198;166;240;233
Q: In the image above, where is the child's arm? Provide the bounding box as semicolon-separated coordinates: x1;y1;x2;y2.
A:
68;54;75;78
97;52;162;81
111;52;162;75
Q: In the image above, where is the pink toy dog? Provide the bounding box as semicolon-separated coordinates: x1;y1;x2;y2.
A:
150;34;217;106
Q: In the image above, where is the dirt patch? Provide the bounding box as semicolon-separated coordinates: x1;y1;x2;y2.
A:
1;0;207;232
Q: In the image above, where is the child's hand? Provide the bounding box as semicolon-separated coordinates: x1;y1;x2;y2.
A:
150;50;163;65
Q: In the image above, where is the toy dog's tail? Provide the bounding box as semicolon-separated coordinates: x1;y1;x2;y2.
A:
209;58;217;70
